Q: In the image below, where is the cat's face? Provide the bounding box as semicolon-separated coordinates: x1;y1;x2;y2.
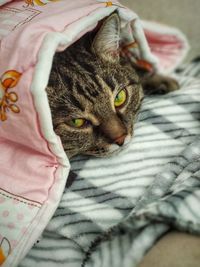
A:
47;14;143;158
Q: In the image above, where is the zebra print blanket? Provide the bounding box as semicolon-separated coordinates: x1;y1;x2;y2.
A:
20;59;200;267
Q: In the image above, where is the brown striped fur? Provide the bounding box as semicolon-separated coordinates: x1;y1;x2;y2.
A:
46;13;179;158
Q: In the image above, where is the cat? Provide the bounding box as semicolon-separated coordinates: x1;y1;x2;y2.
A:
46;13;179;159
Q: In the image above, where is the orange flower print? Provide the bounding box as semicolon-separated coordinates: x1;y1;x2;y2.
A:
0;238;11;265
0;70;21;122
24;0;60;7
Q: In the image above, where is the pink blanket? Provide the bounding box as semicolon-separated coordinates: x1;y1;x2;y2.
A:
0;1;188;266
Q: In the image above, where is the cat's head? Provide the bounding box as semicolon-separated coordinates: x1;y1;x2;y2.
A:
47;13;143;158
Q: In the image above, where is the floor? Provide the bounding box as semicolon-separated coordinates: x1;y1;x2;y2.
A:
120;0;200;62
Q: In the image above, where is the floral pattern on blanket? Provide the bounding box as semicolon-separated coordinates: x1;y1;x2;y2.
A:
0;70;21;121
0;238;11;265
23;0;61;8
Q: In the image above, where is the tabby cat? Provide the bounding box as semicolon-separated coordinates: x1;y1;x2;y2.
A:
46;13;178;158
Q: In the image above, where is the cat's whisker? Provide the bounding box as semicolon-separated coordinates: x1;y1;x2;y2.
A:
124;134;132;145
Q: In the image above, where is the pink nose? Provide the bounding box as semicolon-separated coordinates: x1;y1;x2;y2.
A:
114;134;127;146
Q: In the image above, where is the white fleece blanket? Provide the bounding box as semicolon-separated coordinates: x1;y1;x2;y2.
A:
20;57;200;266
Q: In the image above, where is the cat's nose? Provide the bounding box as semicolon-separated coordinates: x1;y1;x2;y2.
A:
114;134;127;146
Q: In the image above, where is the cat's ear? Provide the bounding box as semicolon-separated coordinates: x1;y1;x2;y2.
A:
92;13;120;62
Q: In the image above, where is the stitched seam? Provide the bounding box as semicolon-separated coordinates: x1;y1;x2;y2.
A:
0;191;41;208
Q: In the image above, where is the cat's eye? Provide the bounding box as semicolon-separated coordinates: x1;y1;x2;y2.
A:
114;89;127;108
69;118;87;128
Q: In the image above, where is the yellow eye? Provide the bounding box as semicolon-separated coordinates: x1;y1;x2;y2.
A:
114;89;127;108
70;118;86;128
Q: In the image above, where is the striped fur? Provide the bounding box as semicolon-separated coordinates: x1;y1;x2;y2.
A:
46;15;142;158
46;13;178;158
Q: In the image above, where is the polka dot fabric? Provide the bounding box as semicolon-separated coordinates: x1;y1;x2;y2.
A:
0;190;40;262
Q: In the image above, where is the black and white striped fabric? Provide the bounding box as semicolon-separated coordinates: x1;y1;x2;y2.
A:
20;58;200;267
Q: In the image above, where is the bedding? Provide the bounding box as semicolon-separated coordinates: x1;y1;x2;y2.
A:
18;57;200;267
0;0;197;267
20;58;200;267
